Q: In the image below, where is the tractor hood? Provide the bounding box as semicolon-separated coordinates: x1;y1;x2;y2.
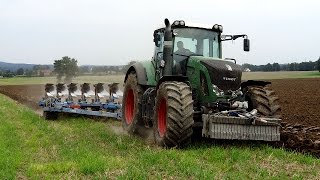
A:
200;58;242;91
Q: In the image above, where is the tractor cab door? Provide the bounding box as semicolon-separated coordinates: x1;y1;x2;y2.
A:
153;30;164;81
172;37;198;76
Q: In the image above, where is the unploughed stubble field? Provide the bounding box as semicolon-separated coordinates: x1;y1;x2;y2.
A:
0;71;319;86
0;71;320;178
0;74;125;86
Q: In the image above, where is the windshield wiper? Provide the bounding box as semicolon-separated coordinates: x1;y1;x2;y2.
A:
173;53;203;57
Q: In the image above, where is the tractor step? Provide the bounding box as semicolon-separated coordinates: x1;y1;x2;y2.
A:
202;114;281;141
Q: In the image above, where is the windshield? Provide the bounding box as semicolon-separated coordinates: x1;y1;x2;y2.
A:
173;28;220;58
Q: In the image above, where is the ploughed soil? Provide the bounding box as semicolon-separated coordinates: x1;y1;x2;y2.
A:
0;84;44;111
270;78;320;156
0;78;320;156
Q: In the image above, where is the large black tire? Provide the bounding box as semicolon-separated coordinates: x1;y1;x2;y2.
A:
122;72;144;134
154;81;194;147
43;111;58;120
245;86;281;118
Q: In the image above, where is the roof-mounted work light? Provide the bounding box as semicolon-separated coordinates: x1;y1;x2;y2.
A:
172;20;185;27
213;24;223;32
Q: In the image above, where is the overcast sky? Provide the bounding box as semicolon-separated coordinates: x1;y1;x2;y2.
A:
0;0;319;65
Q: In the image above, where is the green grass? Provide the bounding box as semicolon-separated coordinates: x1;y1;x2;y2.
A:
0;94;320;179
304;71;320;77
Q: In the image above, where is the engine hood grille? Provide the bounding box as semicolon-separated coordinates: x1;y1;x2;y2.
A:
200;59;242;91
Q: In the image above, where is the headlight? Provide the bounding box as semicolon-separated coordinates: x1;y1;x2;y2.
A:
174;21;180;26
212;84;224;96
179;20;185;26
218;25;223;32
213;24;219;30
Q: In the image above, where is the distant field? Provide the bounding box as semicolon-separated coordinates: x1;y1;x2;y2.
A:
1;93;320;179
0;71;319;85
0;75;125;85
242;71;320;80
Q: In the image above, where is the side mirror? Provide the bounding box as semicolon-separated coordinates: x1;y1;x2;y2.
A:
244;38;250;51
153;34;160;47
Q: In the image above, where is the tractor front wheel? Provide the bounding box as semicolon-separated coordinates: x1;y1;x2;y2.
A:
154;81;194;147
122;72;143;134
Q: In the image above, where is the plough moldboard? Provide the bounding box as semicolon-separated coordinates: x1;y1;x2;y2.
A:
39;82;122;120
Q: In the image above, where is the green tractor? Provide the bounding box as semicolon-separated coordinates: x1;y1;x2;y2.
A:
122;19;281;147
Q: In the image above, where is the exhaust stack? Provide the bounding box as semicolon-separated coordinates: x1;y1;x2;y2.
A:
163;18;173;76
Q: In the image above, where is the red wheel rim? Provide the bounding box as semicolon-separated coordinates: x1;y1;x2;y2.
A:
157;98;167;137
125;89;134;124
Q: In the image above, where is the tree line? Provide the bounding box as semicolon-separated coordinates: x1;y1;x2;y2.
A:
2;56;319;79
79;65;124;75
242;57;320;72
0;65;51;77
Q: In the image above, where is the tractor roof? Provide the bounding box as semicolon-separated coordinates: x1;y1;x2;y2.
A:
155;20;222;32
156;22;212;29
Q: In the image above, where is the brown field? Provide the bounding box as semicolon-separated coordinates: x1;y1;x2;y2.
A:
0;77;320;156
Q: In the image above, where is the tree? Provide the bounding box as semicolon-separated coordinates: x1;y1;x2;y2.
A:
25;69;33;77
79;66;90;74
3;70;15;77
16;68;24;75
53;56;79;83
288;63;297;71
264;63;273;72
317;57;320;72
272;63;280;71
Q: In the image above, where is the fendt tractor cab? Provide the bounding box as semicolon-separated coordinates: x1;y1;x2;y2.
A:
122;19;281;147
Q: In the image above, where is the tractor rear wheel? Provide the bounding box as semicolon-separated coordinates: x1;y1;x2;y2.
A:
245;86;281;118
122;72;143;134
154;81;194;147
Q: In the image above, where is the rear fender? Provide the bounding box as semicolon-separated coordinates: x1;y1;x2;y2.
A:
241;80;271;91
